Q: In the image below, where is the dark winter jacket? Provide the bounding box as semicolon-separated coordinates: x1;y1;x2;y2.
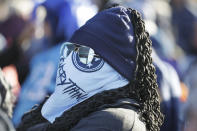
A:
17;96;146;131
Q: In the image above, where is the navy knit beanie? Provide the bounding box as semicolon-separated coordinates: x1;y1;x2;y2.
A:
69;6;136;81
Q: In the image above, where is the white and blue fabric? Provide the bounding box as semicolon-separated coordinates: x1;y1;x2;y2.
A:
41;42;129;123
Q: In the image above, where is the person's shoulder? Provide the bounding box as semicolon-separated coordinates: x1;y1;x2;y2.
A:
71;99;146;131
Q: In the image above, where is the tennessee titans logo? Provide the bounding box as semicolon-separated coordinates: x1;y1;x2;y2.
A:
72;51;104;72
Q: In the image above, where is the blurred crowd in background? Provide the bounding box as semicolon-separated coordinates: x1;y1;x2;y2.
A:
0;0;197;131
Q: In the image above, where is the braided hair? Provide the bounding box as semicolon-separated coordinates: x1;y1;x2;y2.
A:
45;7;164;131
128;8;164;130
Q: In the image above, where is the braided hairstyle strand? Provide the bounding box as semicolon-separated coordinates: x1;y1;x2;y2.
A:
129;8;164;131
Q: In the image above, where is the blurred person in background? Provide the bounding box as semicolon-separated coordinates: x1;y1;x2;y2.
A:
0;69;15;118
182;48;197;131
170;0;197;78
184;59;197;93
170;1;197;130
183;87;197;131
152;50;183;131
0;69;16;131
0;0;30;85
2;65;21;102
171;0;197;55
12;0;108;127
0;109;15;131
12;0;78;127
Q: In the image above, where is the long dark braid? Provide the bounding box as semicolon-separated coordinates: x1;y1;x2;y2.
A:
46;7;163;131
129;8;164;130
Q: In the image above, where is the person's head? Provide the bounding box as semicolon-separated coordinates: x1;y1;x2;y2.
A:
49;5;163;131
41;0;78;44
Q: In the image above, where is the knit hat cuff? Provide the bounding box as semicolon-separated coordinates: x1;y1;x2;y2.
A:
69;29;136;81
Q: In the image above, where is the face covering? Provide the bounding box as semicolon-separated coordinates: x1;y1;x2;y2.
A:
41;42;129;123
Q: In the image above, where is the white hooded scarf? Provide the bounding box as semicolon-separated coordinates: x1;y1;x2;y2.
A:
41;42;129;123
